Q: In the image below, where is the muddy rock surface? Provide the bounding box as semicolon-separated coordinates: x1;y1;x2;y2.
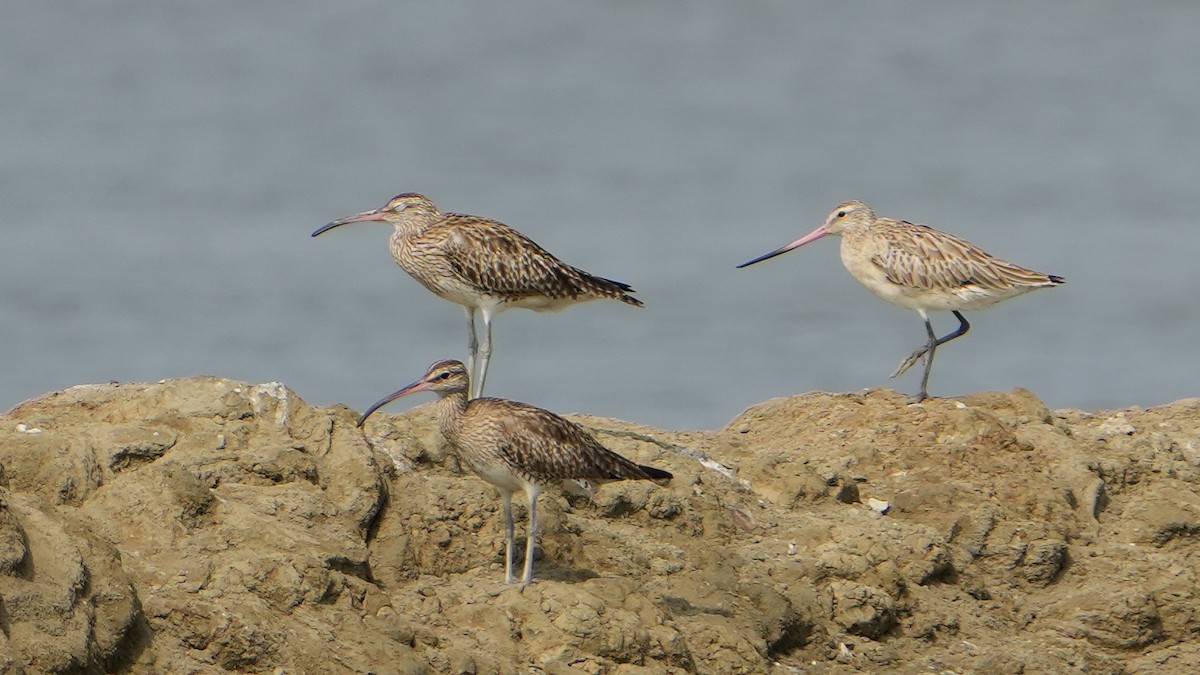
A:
1;378;1198;673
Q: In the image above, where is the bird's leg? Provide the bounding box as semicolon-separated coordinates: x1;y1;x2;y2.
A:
499;489;515;584
520;488;542;587
465;308;479;398
474;307;496;399
910;317;940;402
892;311;971;378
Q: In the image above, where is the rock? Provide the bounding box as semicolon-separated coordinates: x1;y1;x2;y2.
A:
1096;413;1137;438
1;379;1200;672
0;489;140;672
1120;484;1200;546
829;580;897;638
1;379;392;673
1017;538;1068;586
1044;587;1164;649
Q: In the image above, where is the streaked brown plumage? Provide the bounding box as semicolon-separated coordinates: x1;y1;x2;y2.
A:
313;193;642;398
738;200;1064;402
357;359;671;585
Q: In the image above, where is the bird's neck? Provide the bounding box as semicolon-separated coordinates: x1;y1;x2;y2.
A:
390;210;440;239
434;390;470;442
838;223;871;249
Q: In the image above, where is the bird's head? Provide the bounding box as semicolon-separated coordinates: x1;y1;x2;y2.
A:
737;199;876;269
821;200;875;235
357;360;470;427
313;193;439;237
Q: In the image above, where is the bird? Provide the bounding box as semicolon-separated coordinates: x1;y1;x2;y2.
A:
357;359;672;586
313;193;643;399
737;200;1064;402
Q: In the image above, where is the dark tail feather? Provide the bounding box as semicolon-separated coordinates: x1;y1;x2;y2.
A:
593;274;644;307
618;292;644;307
601;276;635;293
1048;274;1065;284
638;464;673;484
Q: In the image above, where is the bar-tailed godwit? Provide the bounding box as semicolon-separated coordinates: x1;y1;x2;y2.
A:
314;194;642;398
358;359;672;586
738;200;1064;401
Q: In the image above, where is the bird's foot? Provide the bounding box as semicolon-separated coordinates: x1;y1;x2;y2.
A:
487;575;534;596
891;347;929;378
906;391;930;405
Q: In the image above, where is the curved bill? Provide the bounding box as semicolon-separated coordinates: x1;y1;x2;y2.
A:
357;378;432;427
736;224;830;268
312;209;388;237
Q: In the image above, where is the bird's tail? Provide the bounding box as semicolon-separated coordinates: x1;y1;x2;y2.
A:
579;271;644;307
637;464;673;484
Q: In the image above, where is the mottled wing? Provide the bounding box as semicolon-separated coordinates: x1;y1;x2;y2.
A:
869;220;1057;291
433;213;643;305
478;399;658;484
428;215;585;298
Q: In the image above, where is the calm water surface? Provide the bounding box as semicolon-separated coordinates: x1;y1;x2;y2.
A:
2;1;1199;429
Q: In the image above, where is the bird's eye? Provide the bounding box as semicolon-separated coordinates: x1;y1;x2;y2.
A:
437;371;451;380
836;211;846;218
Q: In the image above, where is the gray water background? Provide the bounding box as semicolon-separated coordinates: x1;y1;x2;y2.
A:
3;1;1198;430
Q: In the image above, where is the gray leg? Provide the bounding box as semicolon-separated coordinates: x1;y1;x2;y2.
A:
913;318;940;402
465;308;479;396
499;489;515;584
474;307;496;399
520;487;542;586
892;311;971;378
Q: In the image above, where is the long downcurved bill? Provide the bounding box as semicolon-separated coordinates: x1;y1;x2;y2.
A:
357;378;432;427
736;224;830;268
312;209;388;237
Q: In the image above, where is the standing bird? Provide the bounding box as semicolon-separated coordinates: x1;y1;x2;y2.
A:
737;200;1064;402
357;359;672;586
313;193;643;398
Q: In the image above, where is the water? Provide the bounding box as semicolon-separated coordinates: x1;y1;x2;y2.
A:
3;1;1198;430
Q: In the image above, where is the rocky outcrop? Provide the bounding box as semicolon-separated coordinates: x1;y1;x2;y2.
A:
1;378;1198;672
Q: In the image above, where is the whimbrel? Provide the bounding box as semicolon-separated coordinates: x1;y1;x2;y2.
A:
738;200;1064;402
313;194;643;398
357;359;672;585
